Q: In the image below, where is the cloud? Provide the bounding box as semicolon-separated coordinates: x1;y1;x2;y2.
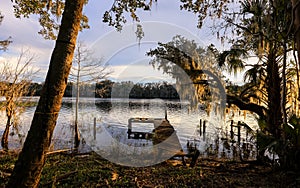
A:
1;0;54;81
108;60;175;83
89;22;205;65
1;0;225;83
79;1;220;58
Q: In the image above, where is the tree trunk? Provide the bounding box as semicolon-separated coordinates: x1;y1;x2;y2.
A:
74;61;80;148
266;51;282;140
7;0;85;187
1;115;12;151
281;42;288;125
292;0;300;99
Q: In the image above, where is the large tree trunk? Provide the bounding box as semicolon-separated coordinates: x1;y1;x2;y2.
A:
7;0;85;187
266;51;282;140
292;0;300;99
1;115;12;151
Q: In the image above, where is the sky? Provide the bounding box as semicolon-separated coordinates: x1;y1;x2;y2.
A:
0;0;244;84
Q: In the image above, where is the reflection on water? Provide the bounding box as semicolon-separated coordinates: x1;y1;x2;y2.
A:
0;97;259;160
95;101;112;112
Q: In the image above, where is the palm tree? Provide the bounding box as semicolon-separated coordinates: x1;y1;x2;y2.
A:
221;0;297;166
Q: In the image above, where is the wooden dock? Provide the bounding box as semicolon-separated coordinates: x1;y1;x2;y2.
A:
127;117;200;166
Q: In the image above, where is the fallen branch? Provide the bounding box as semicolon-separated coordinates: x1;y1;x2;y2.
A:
46;149;93;156
46;149;73;156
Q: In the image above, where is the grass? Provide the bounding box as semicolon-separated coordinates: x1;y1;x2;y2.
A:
0;150;299;187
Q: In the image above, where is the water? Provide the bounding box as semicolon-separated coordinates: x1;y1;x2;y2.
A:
0;97;259;160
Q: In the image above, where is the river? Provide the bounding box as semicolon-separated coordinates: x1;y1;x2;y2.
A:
0;97;259;161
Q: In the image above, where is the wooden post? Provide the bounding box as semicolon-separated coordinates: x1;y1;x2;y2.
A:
230;120;234;140
256;129;259;158
165;106;168;121
245;127;248;142
203;120;206;141
128;118;132;139
190;150;200;168
199;119;202;136
237;121;241;144
93;117;96;140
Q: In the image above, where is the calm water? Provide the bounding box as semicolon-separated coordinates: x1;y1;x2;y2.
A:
0;97;259;159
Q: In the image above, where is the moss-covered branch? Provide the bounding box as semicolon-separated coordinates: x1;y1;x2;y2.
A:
227;94;267;119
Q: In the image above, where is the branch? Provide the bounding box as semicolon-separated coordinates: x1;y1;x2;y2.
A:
227;94;267;118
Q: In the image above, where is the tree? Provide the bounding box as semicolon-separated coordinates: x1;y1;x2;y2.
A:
220;0;286;139
148;35;227;115
7;1;86;187
0;50;38;151
95;79;114;98
69;42;109;148
180;0;298;107
147;35;268;117
180;0;300;168
7;0;154;187
217;1;299;166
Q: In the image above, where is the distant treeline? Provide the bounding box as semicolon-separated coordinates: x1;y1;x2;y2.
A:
27;80;180;99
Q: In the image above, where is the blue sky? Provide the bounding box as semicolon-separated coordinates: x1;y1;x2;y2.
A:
0;0;244;84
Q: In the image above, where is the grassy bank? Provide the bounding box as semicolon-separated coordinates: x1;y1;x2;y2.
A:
0;150;299;187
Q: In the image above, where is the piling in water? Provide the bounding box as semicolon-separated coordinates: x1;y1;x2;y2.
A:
93;117;96;140
230;120;234;140
203;120;206;141
199;119;202;136
237;121;241;144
